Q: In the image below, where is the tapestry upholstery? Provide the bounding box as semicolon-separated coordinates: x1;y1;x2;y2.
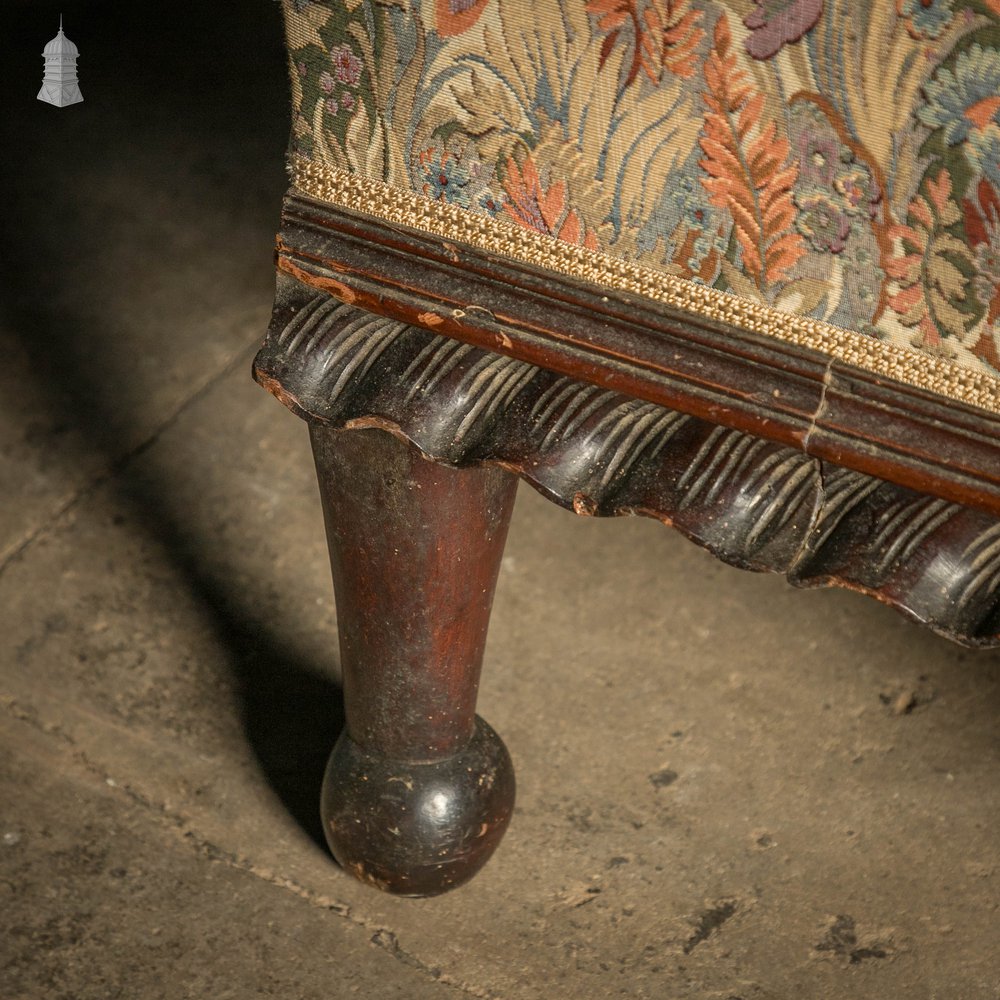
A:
282;0;1000;412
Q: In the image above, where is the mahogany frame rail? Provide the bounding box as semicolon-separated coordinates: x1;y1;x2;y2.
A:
254;190;1000;896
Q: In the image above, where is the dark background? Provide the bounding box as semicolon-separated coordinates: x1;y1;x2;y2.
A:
0;5;344;845
1;2;289;446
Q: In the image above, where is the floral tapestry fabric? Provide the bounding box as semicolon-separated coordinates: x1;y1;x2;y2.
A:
283;0;1000;387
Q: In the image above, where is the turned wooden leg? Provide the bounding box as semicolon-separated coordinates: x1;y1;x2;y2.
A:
309;425;518;896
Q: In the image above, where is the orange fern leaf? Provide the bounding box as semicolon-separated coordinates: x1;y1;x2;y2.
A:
502;155;600;250
655;0;705;79
698;13;805;289
587;0;631;32
588;0;704;84
587;0;657;83
887;168;976;347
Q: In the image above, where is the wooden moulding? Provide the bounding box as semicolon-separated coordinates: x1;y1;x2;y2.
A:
275;191;1000;519
255;272;1000;647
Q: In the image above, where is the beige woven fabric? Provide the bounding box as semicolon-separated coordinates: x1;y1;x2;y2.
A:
282;1;1000;412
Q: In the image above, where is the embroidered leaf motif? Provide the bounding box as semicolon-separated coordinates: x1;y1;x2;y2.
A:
670;225;724;281
963;178;1000;324
587;0;648;83
886;169;975;346
502;155;600;249
896;0;957;40
698;14;805;290
435;0;491;37
774;276;833;314
649;0;705;79
961;177;1000;373
588;0;704;84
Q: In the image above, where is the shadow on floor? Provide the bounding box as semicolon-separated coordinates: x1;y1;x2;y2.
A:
0;2;342;854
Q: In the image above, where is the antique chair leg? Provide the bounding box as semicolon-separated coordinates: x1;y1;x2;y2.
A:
309;424;518;896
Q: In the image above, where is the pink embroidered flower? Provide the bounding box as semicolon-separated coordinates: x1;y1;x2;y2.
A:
296;60;307;78
331;44;362;85
325;97;339;116
744;0;823;60
794;191;851;253
340;91;355;111
835;167;880;219
318;70;335;94
797;131;840;188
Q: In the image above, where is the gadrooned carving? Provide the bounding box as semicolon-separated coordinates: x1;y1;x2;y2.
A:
255;273;1000;647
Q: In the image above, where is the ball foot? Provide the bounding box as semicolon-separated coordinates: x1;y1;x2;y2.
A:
320;716;515;896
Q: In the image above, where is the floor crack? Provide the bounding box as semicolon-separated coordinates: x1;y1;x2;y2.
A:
0;339;260;580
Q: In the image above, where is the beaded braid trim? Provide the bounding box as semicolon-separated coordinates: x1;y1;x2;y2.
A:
290;156;1000;414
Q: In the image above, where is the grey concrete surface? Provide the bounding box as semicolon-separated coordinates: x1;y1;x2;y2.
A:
0;715;449;1000
2;5;999;999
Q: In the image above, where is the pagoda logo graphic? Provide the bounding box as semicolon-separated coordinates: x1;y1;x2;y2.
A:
38;16;83;107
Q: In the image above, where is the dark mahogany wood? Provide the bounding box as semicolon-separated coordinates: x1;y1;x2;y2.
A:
276;191;1000;517
256;190;1000;895
310;424;517;895
256;276;1000;647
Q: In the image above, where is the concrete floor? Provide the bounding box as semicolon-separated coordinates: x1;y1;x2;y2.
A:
2;5;999;998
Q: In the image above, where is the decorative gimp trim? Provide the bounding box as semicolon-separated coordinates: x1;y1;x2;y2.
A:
290;156;1000;415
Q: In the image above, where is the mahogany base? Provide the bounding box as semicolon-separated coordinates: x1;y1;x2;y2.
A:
321;716;515;896
310;424;517;895
255;253;1000;895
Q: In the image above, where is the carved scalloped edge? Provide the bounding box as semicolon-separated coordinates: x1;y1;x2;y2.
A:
255;273;1000;647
